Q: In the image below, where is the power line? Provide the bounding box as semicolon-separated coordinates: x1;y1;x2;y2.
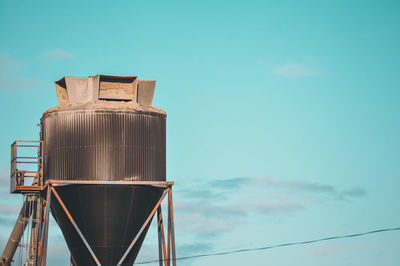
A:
135;226;400;264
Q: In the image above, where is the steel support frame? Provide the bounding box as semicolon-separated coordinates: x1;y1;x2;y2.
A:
37;186;52;266
1;189;52;266
43;180;176;266
10;140;44;194
155;189;176;266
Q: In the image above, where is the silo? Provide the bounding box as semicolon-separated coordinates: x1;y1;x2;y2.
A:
2;75;176;266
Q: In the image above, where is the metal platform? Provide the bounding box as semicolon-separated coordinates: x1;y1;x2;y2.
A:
10;140;44;194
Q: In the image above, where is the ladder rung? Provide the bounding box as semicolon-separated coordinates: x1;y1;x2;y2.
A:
15;145;40;147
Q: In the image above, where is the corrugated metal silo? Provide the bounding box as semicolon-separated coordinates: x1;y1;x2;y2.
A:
41;75;172;265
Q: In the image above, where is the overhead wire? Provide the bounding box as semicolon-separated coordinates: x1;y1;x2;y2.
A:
135;226;400;264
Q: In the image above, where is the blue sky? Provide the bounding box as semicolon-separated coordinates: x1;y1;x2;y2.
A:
0;0;399;265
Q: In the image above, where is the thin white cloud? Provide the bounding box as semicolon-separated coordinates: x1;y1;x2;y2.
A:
251;176;367;200
175;201;247;218
0;53;43;90
173;175;366;238
0;204;20;214
176;215;241;237
273;62;317;77
253;202;304;212
0;53;19;67
41;49;73;60
0;76;43;90
0;53;20;75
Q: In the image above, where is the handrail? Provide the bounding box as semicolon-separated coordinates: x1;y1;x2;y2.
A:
10;140;44;194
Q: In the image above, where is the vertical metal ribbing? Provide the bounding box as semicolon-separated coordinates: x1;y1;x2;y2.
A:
51;115;56;182
143;115;147;181
104;113;108;179
80;113;84;179
135;114;139;180
162;116;166;179
150;116;153;180
92;113;96;180
61;114;64;180
42;110;166;182
71;112;75;180
94;113;99;181
61;113;65;180
56;115;60;181
69;113;72;181
120;113;125;180
100;113;105;180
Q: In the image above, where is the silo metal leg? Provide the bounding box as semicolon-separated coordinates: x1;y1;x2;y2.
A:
1;187;53;266
168;189;176;266
70;255;77;266
38;186;51;266
118;187;170;266
49;186;101;266
157;207;168;266
156;186;176;266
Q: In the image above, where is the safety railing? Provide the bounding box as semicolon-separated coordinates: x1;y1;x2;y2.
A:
10;140;43;193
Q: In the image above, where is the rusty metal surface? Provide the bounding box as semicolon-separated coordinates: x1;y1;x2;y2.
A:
168;189;177;266
99;75;137;101
39;75;172;266
65;77;93;103
50;184;164;266
137;80;156;106
38;186;51;266
0;199;29;264
117;188;170;265
55;75;141;105
157;207;168;265
10;140;43;193
41;110;166;182
47;180;174;188
50;186;101;266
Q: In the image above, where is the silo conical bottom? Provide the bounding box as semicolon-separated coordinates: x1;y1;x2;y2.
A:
50;184;164;266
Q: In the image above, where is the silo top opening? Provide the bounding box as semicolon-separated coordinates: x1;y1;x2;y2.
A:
54;74;157;107
99;75;137;101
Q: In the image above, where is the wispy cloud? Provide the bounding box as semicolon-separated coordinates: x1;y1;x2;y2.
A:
181;189;226;201
252;176;335;192
0;53;42;90
0;173;9;192
175;201;247;218
211;176;367;201
252;176;367;200
0;53;19;72
253;202;304;213
0;216;16;226
0;53;21;80
0;76;43;90
339;188;367;198
41;49;73;60
177;215;241;237
273;62;317;77
209;177;249;190
174;175;366;238
178;242;213;255
0;204;20;214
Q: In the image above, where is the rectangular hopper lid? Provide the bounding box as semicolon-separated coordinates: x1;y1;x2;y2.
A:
55;74;156;106
98;75;137;101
